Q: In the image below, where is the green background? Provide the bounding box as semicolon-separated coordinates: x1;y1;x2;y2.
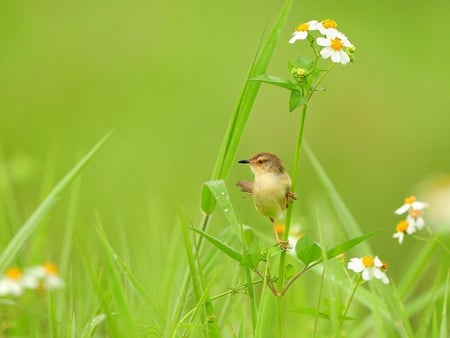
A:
1;0;449;297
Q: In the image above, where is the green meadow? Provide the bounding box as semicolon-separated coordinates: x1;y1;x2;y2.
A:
0;0;449;337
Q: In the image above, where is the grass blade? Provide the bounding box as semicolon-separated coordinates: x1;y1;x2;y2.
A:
193;228;243;263
304;142;371;254
205;180;241;239
202;0;295;214
0;131;112;271
324;229;382;261
439;270;449;338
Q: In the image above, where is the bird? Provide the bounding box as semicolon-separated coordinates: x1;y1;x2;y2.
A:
236;152;297;249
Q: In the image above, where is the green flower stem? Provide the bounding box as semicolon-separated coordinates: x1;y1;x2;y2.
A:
413;227;450;255
340;275;363;330
177;279;264;326
274;60;339;336
279;61;336;284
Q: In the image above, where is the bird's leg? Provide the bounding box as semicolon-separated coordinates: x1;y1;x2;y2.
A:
270;218;289;250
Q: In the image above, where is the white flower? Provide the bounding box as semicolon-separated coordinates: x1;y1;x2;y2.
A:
392;220;417;244
25;263;64;291
316;19;347;40
275;224;303;256
394;196;428;215
0;267;36;297
347;256;389;284
392;231;405;245
289;20;318;44
317;35;354;65
407;212;425;231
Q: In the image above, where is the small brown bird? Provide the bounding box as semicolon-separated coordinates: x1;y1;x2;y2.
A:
236;152;297;249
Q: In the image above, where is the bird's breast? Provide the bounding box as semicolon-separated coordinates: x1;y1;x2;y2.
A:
252;173;291;220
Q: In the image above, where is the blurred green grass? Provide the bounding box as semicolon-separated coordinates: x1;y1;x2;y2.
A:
1;0;449;303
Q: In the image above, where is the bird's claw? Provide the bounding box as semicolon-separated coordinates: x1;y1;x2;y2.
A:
277;240;290;251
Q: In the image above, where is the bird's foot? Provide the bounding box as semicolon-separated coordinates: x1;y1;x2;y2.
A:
277;239;290;251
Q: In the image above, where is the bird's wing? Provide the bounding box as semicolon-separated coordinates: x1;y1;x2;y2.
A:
236;180;253;194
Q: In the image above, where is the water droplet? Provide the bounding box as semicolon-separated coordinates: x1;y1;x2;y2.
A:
224;208;229;213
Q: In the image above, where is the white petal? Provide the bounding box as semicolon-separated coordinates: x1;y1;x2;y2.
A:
373;256;383;268
362;269;373;281
405;221;418;234
372;268;389;283
393;232;405;244
320;47;332;59
347;258;364;272
325;29;347;40
0;279;10;296
395;204;410;215
412;201;428;210
415;217;425;229
317;37;330;47
10;283;23;297
45;276;64;290
307;20;319;30
316;24;326;35
338;51;350;65
343;39;353;47
330;51;341;63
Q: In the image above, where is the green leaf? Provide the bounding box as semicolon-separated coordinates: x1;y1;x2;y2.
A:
293;307;354;321
285;264;295;280
202;0;295;214
240;237;264;269
289;90;307;112
304;143;371;254
295;56;314;70
324;228;382;261
0;131;112;271
201;184;216;215
81;314;106;338
193;229;243;263
204;180;241;239
250;74;298;90
295;234;322;265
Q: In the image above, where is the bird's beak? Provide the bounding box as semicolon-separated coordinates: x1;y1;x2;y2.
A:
238;159;249;164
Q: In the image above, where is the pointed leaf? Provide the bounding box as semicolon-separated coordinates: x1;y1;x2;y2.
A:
324;228;382;261
204;180;241;239
240;237;264;269
289;90;307;112
293;307;354;321
251;74;298;90
194;229;243;263
203;0;295;215
0;131;112;271
295;234;322;265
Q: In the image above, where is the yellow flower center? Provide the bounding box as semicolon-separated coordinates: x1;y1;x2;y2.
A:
296;22;309;32
330;38;344;51
322;19;337;29
396;220;409;232
43;262;59;276
409;209;423;218
404;196;416;204
361;256;375;267
294;68;307;76
5;267;22;280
